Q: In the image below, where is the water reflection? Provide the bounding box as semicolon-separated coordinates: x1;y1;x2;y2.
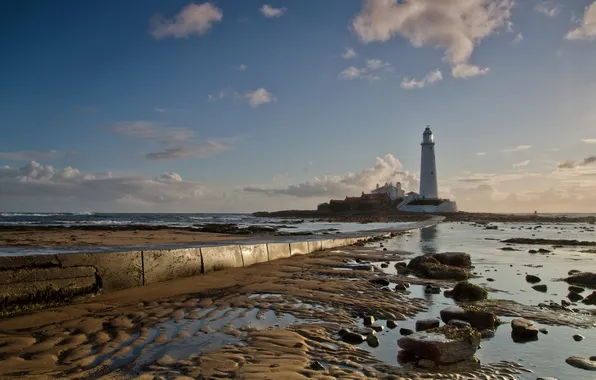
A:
419;225;438;253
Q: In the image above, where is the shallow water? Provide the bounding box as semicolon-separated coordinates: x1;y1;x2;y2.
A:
365;222;596;379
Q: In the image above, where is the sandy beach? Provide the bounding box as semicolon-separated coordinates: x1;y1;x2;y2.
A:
1;221;595;379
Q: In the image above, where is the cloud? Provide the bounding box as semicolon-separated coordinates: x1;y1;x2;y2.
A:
476;152;487;156
351;0;514;78
260;4;286;18
513;32;523;44
244;88;277;107
158;172;183;181
512;160;530;168
154;108;166;113
149;2;223;39
237;64;247;71
244;154;418;198
534;1;561;17
401;70;443;89
109;121;232;160
581;138;596;143
338;65;384;82
566;2;596;41
557;156;596;169
342;48;358;59
500;145;532;152
0;150;75;162
366;59;390;70
339;66;363;80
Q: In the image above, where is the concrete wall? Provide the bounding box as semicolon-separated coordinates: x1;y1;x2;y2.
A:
0;232;390;313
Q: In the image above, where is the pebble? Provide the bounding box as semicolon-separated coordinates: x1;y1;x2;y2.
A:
573;334;584;342
387;320;398;329
363;316;375;326
487;278;495;282
525;274;541;284
532;284;548;292
539;328;548;334
366;334;380;347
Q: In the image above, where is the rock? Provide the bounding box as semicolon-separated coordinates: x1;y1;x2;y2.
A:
369;278;390;287
573;334;584;341
525;274;541;284
424;285;441;294
310;361;325;371
569;285;585;293
394;262;407;268
565;272;596;288
565;356;596;371
397;326;481;364
400;328;414;336
340;331;365;344
447;319;471;328
417;359;436;369
582;291;596;305
352;265;374;271
537;377;558;380
480;329;495;339
370;325;384;332
363;316;375;326
396;267;410;275
383;248;387;251
387;320;398;329
416;318;440;331
532;284;548;292
568;291;584;302
407;254;470;280
394;283;408;291
529;249;538;254
561;300;571;307
487;278;495;282
539;328;548;334
444;281;488;302
511;318;539;340
440;306;498;330
430;252;472;268
380;263;389;268
538;248;551;253
501;247;517;251
568;269;581;275
366;334;380;347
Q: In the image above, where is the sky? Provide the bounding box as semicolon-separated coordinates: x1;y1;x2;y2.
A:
1;0;596;213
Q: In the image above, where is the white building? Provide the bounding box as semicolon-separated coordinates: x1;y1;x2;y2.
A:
396;126;458;213
371;182;405;201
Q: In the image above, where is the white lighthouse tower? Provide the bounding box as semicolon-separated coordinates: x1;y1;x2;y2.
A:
419;126;439;199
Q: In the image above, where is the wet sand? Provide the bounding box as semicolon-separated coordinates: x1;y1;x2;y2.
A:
0;228;247;247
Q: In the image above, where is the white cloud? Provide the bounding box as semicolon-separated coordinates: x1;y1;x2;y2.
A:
501;145;532;152
339;66;363;80
0;150;74;162
476;152;487;156
244;154;418;198
342;48;358;59
154;108;166;113
351;0;513;78
401;70;443;89
581;138;596;143
366;59;390;70
260;4;286;18
158;172;183;181
150;2;223;39
566;2;596;41
534;1;561;17
108;121;232;160
237;64;247;71
512;160;531;168
513;32;523;44
244;88;277;107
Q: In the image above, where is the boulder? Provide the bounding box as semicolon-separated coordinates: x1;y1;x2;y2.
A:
397;326;481;365
407;255;470;280
369;278;390;287
568;269;581;275
532;284;548;292
407;255;440;270
339;330;365;344
400;328;414;336
565;272;596;288
538;248;551;253
569;285;585;293
582;291;596;305
430;252;472;268
511;318;539;340
568;291;584;302
565;356;596;371
440;306;498;330
525;274;541;284
416;318;440;331
366;334;380;347
444;281;488;302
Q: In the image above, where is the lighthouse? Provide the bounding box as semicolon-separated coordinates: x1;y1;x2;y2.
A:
419;126;439;199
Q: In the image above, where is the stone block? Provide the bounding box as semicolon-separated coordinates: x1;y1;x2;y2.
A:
290;242;310;256
201;245;243;273
0;266;96;285
308;240;323;252
0;276;98;307
321;239;336;250
267;243;291;261
0;255;60;269
143;248;202;285
57;250;142;292
240;244;269;266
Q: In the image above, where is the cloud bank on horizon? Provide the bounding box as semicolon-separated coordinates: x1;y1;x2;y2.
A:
1;0;596;213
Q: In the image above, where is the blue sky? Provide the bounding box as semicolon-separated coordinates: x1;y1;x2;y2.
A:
1;0;595;213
